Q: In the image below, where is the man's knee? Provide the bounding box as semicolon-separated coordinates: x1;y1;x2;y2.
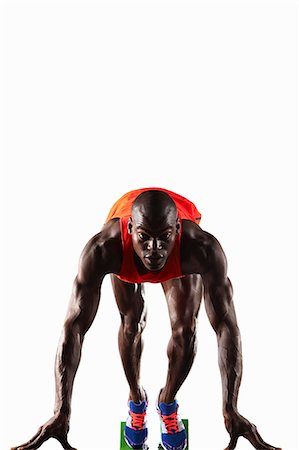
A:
171;320;197;346
122;315;146;344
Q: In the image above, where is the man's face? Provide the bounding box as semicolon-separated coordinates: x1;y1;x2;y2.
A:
129;212;180;272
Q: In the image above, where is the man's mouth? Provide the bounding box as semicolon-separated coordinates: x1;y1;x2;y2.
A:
144;254;165;269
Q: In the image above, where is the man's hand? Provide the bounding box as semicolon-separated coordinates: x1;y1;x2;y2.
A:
11;414;76;450
224;411;281;450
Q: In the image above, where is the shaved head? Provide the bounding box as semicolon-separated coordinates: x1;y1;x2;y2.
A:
131;190;177;228
129;190;180;271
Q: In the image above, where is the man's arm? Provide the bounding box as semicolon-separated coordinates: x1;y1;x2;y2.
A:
54;234;106;420
12;223;121;450
201;232;281;450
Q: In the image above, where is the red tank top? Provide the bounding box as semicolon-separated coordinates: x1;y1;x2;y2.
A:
105;187;201;284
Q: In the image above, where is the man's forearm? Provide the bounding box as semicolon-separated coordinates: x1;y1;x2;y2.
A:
217;321;243;416
52;278;102;419
54;324;84;419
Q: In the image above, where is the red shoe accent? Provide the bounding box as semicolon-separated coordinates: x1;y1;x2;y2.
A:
161;411;180;434
130;410;146;430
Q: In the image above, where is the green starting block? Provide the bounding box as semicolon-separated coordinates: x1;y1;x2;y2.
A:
120;419;189;450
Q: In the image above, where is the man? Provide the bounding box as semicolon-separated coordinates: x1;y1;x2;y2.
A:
12;187;281;450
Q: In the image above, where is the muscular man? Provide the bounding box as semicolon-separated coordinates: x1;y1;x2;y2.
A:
12;188;281;450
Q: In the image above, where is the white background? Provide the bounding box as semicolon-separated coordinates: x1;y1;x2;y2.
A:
0;1;298;449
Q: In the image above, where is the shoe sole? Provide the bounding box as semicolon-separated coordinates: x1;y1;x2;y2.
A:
124;437;149;450
158;441;187;450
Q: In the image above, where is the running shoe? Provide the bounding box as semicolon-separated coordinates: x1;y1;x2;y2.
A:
124;395;148;449
156;398;187;450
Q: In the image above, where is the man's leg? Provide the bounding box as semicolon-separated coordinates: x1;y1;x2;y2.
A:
159;274;203;404
110;275;147;404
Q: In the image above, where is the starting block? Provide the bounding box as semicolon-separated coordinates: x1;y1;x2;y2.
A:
120;419;189;450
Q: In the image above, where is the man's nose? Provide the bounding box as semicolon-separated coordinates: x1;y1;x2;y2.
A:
147;239;162;251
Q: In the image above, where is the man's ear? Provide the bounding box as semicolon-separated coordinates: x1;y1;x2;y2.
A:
176;218;181;234
128;217;133;234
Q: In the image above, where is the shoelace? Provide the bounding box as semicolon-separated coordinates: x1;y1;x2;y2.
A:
130;410;146;430
161;411;180;434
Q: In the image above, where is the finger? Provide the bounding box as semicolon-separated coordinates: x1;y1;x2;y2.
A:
254;428;282;450
16;430;50;450
224;434;239;450
11;427;43;450
55;435;77;450
244;425;282;450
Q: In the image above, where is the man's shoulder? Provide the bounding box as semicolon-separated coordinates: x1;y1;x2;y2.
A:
100;218;121;240
181;220;222;275
80;219;122;276
97;218;122;256
181;219;215;246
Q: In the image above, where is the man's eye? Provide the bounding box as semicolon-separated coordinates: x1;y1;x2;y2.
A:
160;232;171;241
138;233;146;240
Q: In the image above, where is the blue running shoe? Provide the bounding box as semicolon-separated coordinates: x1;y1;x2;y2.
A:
157;399;187;450
125;396;148;449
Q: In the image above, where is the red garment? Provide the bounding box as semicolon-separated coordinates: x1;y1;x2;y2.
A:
105;187;201;284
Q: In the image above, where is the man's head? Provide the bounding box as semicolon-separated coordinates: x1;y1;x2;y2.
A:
128;190;180;271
